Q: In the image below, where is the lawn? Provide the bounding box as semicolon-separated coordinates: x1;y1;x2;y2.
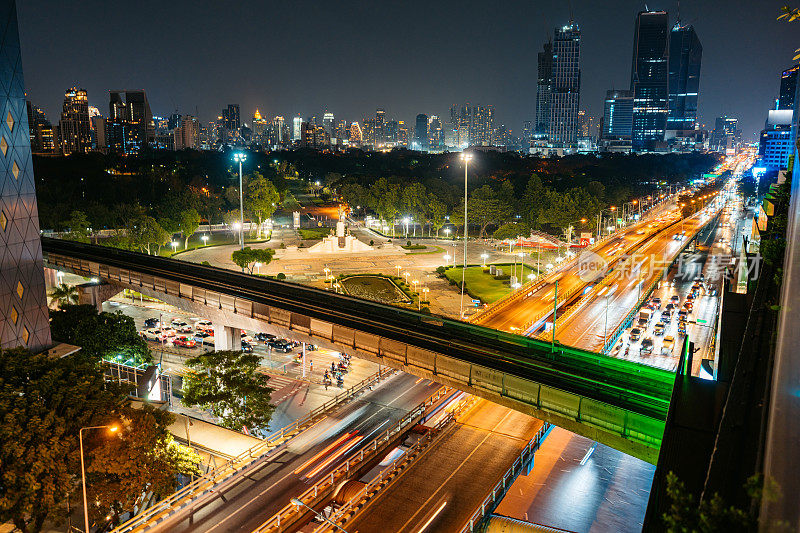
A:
444;263;540;304
299;227;334;240
152;231;270;257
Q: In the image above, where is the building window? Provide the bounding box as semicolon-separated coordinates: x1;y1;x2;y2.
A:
6;110;13;132
11;160;19;179
21;326;29;345
10;306;17;325
0;211;6;231
0;136;7;157
16;281;23;299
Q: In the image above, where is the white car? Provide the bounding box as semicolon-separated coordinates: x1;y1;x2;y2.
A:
139;328;166;342
662;335;675;354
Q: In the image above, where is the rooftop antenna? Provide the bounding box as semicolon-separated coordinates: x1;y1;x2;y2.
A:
676;0;681;23
568;0;574;23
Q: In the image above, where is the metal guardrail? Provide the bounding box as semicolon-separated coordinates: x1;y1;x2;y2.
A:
458;422;553;533
111;367;395;533
251;386;455;533
310;394;481;533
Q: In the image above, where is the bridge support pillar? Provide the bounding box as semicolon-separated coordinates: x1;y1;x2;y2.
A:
44;267;58;289
77;282;121;312
213;324;241;352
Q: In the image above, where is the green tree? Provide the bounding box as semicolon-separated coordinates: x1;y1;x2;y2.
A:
339;183;372;211
452;185;513;238
372;178;401;235
779;5;800;59
401;182;428;235
64;210;91;243
87;403;200;525
494;221;529;240
129;215;168;255
426;195;448;237
0;348;122;533
48;282;79;308
245;174;279;238
50;305;151;365
231;246;275;274
181;350;275;434
178;208;202;250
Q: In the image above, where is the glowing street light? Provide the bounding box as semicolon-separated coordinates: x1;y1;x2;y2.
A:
443;253;451;265
233;153;247;251
444;227;451;239
323;267;331;282
201;235;209;246
459;152;473;319
481;253;488;267
396;265;402;277
254;262;262;274
80;425;118;533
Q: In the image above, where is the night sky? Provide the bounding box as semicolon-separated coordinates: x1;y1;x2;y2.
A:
17;0;799;140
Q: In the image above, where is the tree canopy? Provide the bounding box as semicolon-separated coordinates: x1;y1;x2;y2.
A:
230;246;275;274
181;350;275;435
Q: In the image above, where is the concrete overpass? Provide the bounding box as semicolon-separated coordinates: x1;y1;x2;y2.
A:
42;237;675;462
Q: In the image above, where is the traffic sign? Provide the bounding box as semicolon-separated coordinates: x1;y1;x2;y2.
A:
472;299;480;304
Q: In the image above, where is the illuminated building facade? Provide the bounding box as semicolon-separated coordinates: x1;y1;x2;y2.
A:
57;87;91;154
667;22;702;136
631;11;669;151
107;90;155;154
548;22;581;146
26;101;55;153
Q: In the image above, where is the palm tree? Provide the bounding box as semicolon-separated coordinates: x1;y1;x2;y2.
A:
49;283;79;308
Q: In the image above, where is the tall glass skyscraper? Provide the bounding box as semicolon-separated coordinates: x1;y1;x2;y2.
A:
630;11;669;151
535;39;553;137
779;64;799;110
667;22;702;135
602;90;634;139
414;114;429;151
548;23;581;146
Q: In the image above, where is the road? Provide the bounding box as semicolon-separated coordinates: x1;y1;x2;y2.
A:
474;203;680;333
553;201;720;351
341;400;543;533
493;426;655;533
162;372;439;533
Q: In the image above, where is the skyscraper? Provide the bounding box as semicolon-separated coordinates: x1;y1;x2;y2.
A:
222;104;240;131
375;108;386;146
712;116;740;153
57;87;91;155
292;115;302;141
602;90;634;139
174;116;199;150
323;112;335;137
548;22;581;146
779;64;799;110
349;122;362;145
414;114;428;151
252;109;268;140
107;90;154;154
26;102;55;153
535;39;553;137
470;105;495;146
0;0;51;350
450;104;470;147
667;21;702;137
428;115;444;151
630;11;669;151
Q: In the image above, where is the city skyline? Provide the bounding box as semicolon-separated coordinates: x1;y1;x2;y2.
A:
17;0;799;140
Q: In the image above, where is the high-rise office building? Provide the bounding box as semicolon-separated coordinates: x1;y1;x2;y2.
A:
273;116;287;144
323;112;335;137
449;104;470;147
375;108;386;146
470;105;495;146
779;64;799;110
536;39;553;137
398;121;408;147
292;115;302;141
57;87;91;155
0;1;51;350
361;118;375;146
414;114;429;151
428;115;444;151
630;11;669;151
349;122;363;145
222;104;240;131
667;22;702;137
334;119;348;143
26;102;55;153
711;116;740;154
252;109;268;140
385;119;398;145
174;115;199;150
602;90;634;139
548;22;581;146
107;90;154;154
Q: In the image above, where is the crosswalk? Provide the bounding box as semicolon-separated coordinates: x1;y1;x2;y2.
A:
260;372;304;405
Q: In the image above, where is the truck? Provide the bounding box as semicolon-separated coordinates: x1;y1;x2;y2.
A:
637;308;653;327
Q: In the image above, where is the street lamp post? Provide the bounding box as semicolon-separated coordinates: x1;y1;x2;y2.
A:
234;152;247;251
80;425;118;533
171;241;178;254
396;265;402;277
290;498;349;532
459;153;472;319
201;235;209;247
481;253;488;267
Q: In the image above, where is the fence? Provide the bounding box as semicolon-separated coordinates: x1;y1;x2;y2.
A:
458;422;553;533
310;394;480;533
111;367;395;533
252;386;456;533
103;360;173;405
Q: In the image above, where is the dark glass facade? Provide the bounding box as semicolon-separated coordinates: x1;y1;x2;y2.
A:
667;23;702;133
549;23;581;146
630;11;669;151
107;90;154;154
535;40;553;136
779;64;799;110
414;113;428;151
602;90;633;138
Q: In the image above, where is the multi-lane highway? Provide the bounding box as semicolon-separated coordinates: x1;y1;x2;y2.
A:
161;372;439;532
474;203;680;333
553;201;721;352
338;399;543;533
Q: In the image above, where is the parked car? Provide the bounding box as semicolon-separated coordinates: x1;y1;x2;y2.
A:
193;331;212;342
173;336;197;348
144;317;160;328
651;297;662;309
172;320;189;327
256;332;277;343
630;328;642;341
267;339;293;353
139;329;165;342
661;310;672;323
640;337;654;355
159;326;177;337
654;322;666;335
662;336;675;354
241;340;253;353
176;324;193;333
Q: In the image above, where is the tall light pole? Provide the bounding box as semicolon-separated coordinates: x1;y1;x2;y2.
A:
80;425;118;533
234;152;247;250
459;152;472;319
